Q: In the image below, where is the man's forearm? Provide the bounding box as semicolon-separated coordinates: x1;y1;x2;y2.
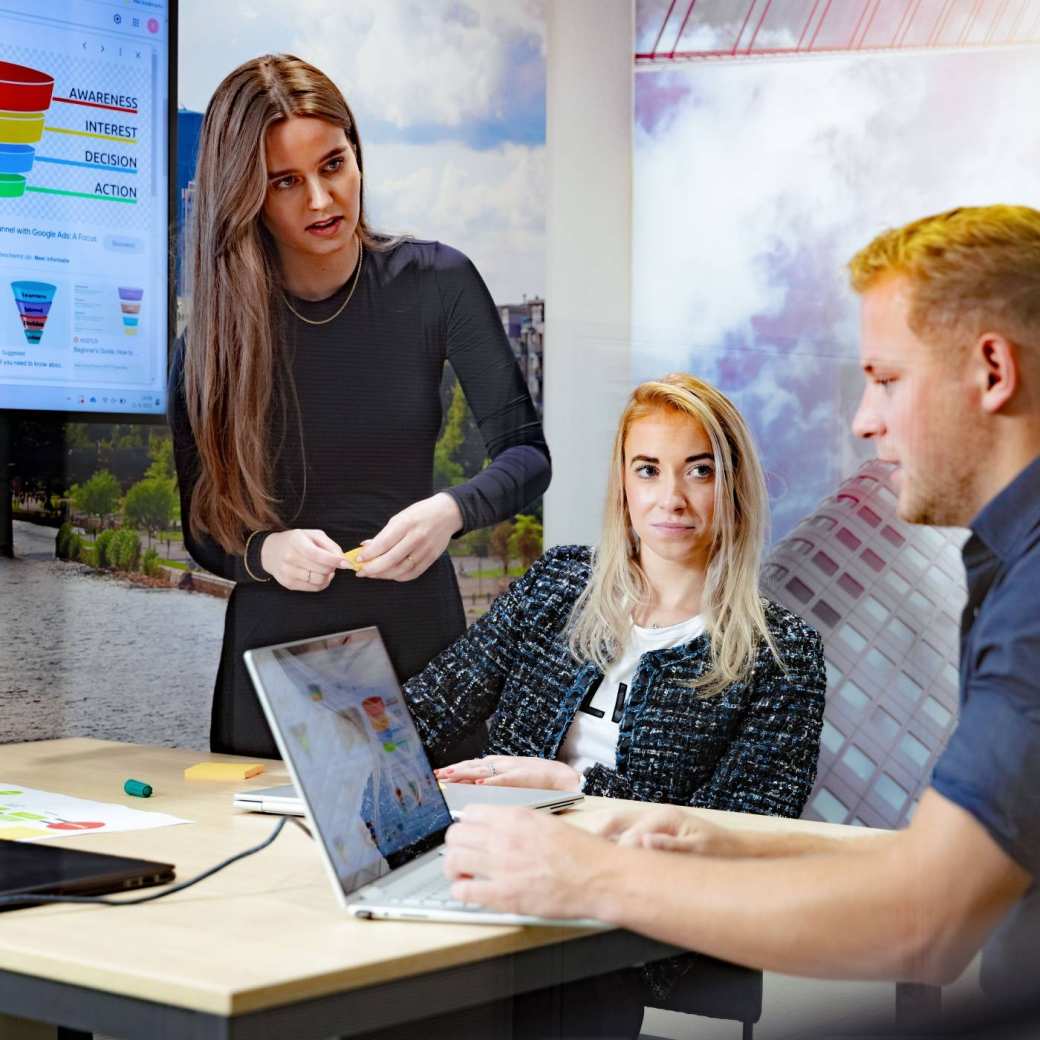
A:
721;825;876;859
447;792;1027;986
586;836;939;982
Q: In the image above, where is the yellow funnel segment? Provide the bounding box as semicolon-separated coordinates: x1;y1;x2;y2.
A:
0;110;44;144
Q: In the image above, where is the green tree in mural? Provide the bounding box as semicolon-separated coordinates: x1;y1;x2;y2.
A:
433;380;468;489
489;519;514;576
509;514;543;570
145;433;175;482
69;470;121;529
459;524;491;560
65;423;92;450
123;477;178;548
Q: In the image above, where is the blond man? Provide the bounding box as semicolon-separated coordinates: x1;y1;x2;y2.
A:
443;205;1040;1009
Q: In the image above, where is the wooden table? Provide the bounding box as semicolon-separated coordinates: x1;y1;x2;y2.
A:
0;739;857;1039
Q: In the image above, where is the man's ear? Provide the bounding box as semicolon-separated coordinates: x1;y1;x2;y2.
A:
974;332;1019;415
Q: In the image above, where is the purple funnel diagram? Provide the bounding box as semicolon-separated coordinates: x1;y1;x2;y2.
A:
11;280;56;344
117;286;142;335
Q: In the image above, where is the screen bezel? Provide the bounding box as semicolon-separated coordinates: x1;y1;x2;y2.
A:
0;0;178;426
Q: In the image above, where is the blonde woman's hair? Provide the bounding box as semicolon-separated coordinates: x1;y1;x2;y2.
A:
848;204;1040;367
184;54;389;553
567;374;780;697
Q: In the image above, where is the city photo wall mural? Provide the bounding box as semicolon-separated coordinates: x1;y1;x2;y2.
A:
632;0;1040;827
2;1;547;750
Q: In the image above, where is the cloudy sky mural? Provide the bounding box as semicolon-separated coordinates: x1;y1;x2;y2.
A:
178;0;545;304
633;44;1040;541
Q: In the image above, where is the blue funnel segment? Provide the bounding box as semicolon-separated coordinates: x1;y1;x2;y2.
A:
0;143;34;174
11;280;56;344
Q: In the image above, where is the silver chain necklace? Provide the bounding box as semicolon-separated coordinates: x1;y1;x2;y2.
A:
282;248;364;326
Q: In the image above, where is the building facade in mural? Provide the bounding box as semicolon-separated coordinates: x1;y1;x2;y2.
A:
633;1;1040;543
498;297;544;416
761;459;967;830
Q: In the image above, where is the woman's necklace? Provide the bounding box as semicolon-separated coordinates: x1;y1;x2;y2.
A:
639;606;699;630
282;248;364;326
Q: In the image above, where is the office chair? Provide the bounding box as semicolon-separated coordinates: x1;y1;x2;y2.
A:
641;953;762;1039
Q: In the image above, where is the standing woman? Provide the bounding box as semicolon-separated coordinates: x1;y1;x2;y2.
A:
169;55;550;759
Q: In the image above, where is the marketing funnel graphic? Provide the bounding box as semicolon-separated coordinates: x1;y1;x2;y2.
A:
0;61;55;199
11;281;57;344
117;287;143;335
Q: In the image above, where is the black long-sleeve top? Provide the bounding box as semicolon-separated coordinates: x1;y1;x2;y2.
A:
169;239;551;580
167;239;550;759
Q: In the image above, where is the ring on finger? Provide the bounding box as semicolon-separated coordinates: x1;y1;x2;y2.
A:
487;761;497;777
306;570;313;584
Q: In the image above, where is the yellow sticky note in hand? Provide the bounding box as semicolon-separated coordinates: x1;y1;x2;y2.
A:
342;546;364;573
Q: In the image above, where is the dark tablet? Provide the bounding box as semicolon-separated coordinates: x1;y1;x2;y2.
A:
0;841;175;911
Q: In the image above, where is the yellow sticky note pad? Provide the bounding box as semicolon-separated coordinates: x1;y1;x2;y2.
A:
184;762;265;781
342;546;364;572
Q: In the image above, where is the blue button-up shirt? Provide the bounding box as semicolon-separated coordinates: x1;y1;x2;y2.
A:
932;454;1040;1005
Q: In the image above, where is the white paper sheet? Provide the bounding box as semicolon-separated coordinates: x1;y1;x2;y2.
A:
0;783;191;841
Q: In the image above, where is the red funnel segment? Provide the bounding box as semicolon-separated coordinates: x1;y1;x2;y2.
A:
0;62;54;113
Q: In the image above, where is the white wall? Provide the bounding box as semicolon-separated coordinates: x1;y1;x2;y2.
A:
543;0;633;548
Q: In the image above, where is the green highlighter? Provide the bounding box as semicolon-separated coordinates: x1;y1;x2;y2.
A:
123;779;152;798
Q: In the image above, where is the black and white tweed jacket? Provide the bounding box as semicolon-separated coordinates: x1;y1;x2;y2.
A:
405;544;825;820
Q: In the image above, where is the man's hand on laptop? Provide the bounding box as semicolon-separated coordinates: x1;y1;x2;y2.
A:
586;805;741;856
443;805;614;920
436;756;581;791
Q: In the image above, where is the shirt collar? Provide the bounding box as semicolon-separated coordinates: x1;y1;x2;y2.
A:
968;453;1040;563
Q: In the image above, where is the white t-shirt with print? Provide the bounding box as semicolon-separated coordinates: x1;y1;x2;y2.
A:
558;614;705;779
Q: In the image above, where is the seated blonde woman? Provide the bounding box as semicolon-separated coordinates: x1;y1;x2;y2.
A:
404;372;824;820
401;374;825;1035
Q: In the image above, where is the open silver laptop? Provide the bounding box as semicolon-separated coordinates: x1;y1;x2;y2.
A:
234;781;582;819
243;627;603;927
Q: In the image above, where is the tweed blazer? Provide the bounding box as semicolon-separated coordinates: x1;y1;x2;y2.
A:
405;544;825;819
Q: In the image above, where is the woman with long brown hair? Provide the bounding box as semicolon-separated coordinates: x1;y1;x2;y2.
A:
169;54;550;759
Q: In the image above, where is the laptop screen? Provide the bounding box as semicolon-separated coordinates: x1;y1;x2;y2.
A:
246;628;453;897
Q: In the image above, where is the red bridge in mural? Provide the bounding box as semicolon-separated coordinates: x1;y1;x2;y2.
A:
636;0;1040;63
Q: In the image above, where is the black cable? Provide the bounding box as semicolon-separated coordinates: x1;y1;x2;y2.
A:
0;816;295;908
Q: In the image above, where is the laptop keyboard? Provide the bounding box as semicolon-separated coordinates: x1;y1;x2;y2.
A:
368;860;484;911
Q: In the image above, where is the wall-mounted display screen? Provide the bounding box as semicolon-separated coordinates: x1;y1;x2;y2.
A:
0;0;172;419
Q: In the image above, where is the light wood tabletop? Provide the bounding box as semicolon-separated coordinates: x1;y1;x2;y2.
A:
0;738;860;1021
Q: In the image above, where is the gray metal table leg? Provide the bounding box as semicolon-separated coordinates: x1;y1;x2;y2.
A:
895;981;942;1028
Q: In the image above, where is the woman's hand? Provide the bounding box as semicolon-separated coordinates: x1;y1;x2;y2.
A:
586;805;743;856
260;529;347;592
355;493;463;582
436;756;582;792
